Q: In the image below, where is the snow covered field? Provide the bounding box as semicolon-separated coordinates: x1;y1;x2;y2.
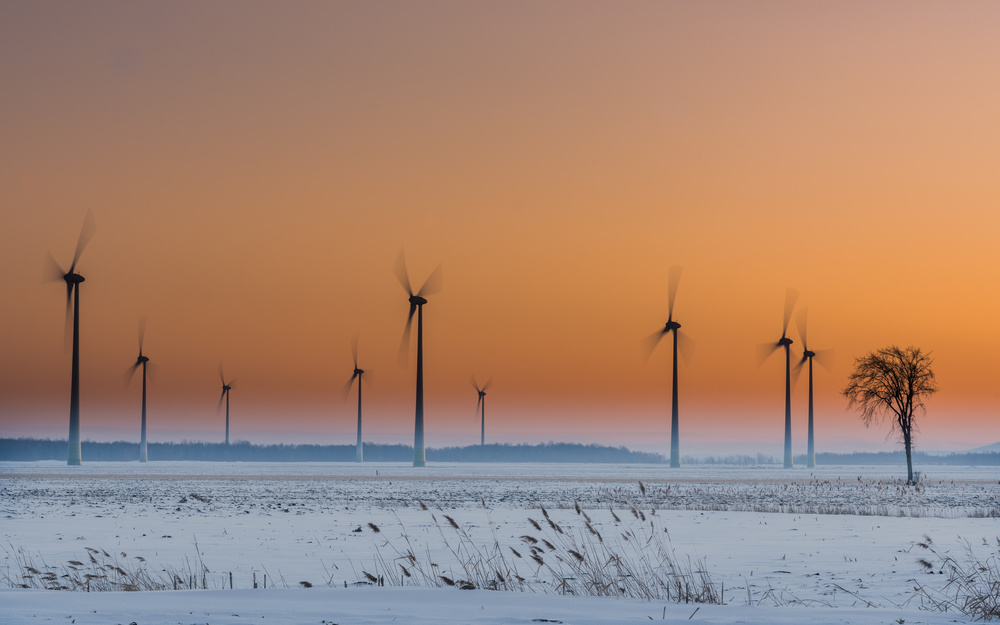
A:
2;461;998;624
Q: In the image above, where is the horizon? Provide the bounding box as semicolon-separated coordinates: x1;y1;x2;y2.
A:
4;433;997;459
2;2;999;459
1;425;992;458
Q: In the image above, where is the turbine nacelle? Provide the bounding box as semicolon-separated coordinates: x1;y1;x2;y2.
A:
395;253;442;368
471;376;492;400
124;321;150;388
472;376;492;448
643;266;695;366
354;368;364;376
63;272;85;285
778;337;793;347
218;365;235;396
794;307;833;373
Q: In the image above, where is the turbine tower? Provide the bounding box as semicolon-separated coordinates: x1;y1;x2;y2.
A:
126;319;150;462
644;266;693;468
394;251;442;468
47;212;96;465
794;308;832;469
471;376;492;447
758;288;799;469
343;334;370;462
218;366;235;446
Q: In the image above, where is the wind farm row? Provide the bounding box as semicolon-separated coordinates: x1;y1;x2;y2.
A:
48;213;829;468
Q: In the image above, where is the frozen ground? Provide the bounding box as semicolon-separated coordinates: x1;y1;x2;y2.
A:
2;461;998;624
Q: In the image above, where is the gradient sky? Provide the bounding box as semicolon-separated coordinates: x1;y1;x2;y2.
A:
2;1;999;455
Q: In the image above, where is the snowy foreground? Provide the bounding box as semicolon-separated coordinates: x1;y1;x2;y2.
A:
2;461;998;624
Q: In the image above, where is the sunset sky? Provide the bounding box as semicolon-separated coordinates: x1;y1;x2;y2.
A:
2;2;998;455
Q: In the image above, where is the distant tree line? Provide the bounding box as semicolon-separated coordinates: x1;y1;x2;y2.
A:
0;438;665;463
803;451;1000;466
431;442;665;463
2;438;996;466
681;453;779;466
682;451;999;466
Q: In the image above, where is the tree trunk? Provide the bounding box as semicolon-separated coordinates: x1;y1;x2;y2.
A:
903;430;914;485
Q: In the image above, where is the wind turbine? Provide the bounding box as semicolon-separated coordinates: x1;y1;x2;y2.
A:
471;376;492;447
794;308;832;469
218;366;236;446
46;212;96;466
757;288;799;469
644;266;693;468
125;319;150;462
394;251;442;468
342;335;370;462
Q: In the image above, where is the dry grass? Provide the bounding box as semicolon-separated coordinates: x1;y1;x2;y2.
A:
597;478;999;518
911;535;1000;620
2;544;208;591
362;498;721;603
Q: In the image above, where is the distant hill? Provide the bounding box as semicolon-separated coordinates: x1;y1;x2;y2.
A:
967;441;1000;454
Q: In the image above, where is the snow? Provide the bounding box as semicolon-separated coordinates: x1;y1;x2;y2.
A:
2;461;998;624
1;587;987;625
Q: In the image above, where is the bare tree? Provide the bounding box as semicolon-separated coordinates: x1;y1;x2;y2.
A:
842;345;937;485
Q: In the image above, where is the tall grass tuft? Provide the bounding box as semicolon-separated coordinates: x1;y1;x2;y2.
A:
912;535;1000;620
2;546;208;592
362;499;721;603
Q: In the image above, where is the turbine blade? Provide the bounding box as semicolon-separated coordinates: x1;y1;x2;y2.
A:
417;263;443;297
124;362;140;388
476;394;482;417
756;342;781;367
360;369;373;387
137;317;147;354
782;288;799;338
394;249;413;295
217;388;226;411
146;361;158;386
44;251;66;283
218;364;226;386
676;329;696;366
667;265;682;319
397;304;416;367
228;379;237;389
813;349;835;371
482;377;492;392
795;307;809;352
470;375;480;392
70;211;97;272
341;373;358;402
792;357;806;387
350;334;359;369
642;329;668;362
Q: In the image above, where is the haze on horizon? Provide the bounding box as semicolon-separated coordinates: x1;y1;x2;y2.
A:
2;2;999;458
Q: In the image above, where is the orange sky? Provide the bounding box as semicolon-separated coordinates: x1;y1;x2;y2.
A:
2;2;999;455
